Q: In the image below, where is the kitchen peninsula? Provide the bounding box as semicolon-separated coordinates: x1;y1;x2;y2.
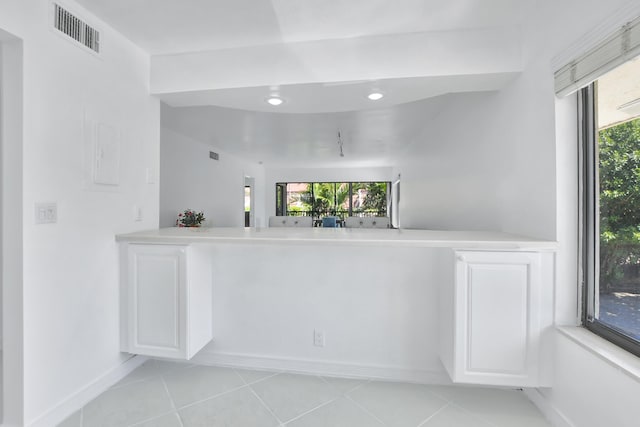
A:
117;227;556;388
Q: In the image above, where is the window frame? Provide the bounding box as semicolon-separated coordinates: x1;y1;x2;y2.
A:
275;181;392;221
580;83;640;358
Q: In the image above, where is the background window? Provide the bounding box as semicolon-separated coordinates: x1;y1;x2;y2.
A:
582;56;640;356
275;181;390;220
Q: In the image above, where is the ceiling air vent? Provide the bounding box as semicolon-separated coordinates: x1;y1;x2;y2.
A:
53;3;100;53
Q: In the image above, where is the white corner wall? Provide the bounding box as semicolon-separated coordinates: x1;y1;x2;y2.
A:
0;1;161;425
530;329;640;427
0;30;24;427
532;1;640;426
390;0;640;425
160;126;266;228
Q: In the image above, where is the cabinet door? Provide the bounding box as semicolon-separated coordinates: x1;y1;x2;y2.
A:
453;251;541;386
127;244;188;359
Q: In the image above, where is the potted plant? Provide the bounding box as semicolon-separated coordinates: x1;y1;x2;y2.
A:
176;209;205;227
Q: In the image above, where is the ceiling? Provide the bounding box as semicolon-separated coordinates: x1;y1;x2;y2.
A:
158;73;517;114
161;95;456;167
74;0;528;166
75;0;524;55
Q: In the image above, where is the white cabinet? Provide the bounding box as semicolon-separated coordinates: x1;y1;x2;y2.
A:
120;244;212;360
440;250;552;387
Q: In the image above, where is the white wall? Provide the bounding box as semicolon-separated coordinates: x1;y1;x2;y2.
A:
531;330;640;427
394;90;552;235
388;1;640;425
0;31;24;426
0;37;4;351
0;0;638;425
195;243;452;383
264;166;394;218
529;1;640;426
0;1;160;425
160;126;266;228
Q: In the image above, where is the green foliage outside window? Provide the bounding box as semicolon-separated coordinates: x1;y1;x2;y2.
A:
280;181;388;218
599;118;640;290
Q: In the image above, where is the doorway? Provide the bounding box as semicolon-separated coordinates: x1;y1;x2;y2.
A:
244;185;251;226
244;176;255;227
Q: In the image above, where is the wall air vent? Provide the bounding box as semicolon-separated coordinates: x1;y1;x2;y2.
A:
53;3;100;53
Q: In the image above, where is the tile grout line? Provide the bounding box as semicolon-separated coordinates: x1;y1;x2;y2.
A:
318;375;373;395
246;383;286;426
160;375;179;413
122;368;188;427
280;395;343;425
233;367;281;386
448;402;502;427
338;378;372;395
124;376;182;427
127;409;182;427
160;375;185;427
174;383;250;411
108;361;192;391
343;393;389;426
278;373;368;425
415;402;450;427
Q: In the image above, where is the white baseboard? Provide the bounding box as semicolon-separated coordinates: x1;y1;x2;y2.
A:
524;388;575;427
192;350;451;385
27;355;148;427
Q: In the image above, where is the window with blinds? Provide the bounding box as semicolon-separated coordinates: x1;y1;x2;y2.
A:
576;15;640;357
555;15;640;97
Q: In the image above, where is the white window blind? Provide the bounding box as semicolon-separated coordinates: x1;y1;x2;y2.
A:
555;14;640;97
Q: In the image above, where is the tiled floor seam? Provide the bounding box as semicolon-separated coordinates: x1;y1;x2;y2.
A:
343;393;389;426
109;376;152;390
246;383;285;425
450;401;502;427
344;378;371;394
173;382;250;411
319;376;372;395
160;376;185;427
127;409;180;427
160;376;179;412
233;368;280;386
279;395;343;425
415;402;450;427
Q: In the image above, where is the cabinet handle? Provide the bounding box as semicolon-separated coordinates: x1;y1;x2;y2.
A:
457;255;465;262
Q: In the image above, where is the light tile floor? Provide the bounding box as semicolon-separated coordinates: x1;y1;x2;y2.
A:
58;359;551;427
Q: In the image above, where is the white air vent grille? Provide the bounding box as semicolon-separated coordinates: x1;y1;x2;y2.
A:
53;3;100;53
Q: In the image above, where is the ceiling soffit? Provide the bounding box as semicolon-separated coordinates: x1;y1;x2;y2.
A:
150;28;522;104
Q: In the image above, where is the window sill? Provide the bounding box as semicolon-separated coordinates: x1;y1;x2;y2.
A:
557;326;640;381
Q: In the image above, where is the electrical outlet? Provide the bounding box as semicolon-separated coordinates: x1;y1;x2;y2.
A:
133;205;143;222
314;329;325;347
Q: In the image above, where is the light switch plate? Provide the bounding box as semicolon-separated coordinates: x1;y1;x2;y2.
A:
35;203;57;224
145;168;155;184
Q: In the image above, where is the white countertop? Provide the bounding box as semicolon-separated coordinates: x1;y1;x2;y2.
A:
116;227;557;250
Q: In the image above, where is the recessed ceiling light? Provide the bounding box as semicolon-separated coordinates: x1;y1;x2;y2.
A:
367;92;384;101
266;96;284;106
